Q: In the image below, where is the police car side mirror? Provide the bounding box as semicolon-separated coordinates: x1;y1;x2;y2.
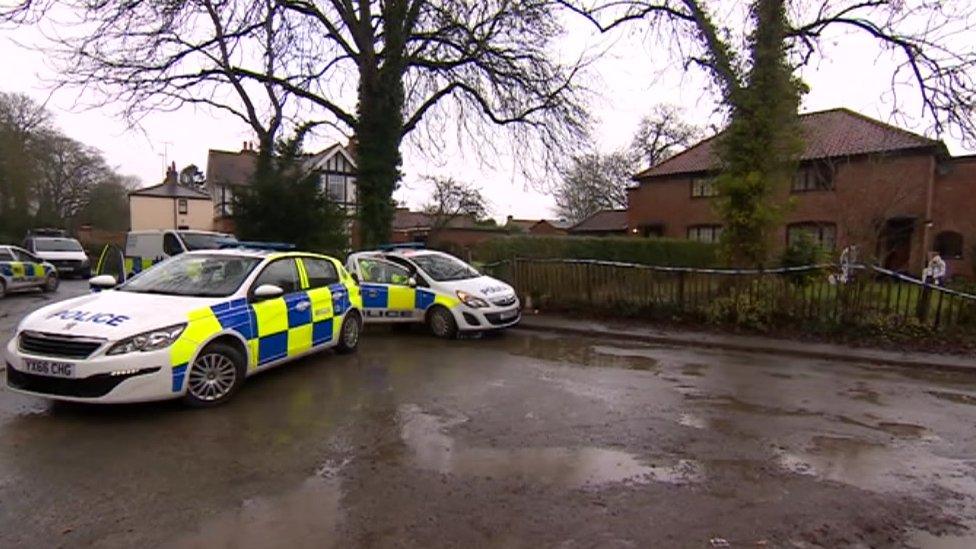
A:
252;284;284;301
407;276;417;288
89;274;117;290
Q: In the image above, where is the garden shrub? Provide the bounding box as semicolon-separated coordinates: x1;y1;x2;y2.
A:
473;235;718;267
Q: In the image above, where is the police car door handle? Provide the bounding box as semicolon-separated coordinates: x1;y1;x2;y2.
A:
294;301;311;312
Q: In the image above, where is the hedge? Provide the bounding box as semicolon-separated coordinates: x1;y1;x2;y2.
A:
472;235;719;268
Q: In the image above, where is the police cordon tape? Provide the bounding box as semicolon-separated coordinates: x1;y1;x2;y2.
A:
481;258;976;302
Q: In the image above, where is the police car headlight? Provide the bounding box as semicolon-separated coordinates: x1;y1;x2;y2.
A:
107;324;186;356
456;290;490;308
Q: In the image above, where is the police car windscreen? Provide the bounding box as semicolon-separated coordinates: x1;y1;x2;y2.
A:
33;238;83;252
181;232;237;250
119;254;260;297
410;254;479;281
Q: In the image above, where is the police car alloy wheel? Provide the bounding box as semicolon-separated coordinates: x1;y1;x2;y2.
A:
428;306;457;339
335;313;361;354
184;342;245;407
43;274;58;293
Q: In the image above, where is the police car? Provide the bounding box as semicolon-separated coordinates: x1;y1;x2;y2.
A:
5;249;362;406
0;245;59;298
346;248;520;338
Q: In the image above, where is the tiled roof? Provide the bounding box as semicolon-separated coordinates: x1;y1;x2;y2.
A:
392;209;478;230
505;218;538;232
635;108;940;180
130;168;211;199
570;209;629;233
206;149;259;187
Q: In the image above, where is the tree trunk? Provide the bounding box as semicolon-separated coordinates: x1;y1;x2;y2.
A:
355;62;405;248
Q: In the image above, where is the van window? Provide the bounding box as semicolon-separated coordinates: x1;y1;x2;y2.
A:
163;233;184;256
125;233;164;259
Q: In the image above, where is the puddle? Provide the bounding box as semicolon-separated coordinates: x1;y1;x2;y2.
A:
508;337;664;372
677;413;708;430
876;422;930;439
166;475;342;549
908;526;976;549
928;391;976;406
680;363;709;377
398;404;701;487
776;435;976;497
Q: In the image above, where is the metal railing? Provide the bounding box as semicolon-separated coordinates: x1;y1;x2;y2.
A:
483;258;976;331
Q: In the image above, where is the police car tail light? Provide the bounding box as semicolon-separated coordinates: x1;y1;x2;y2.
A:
456;290;489;308
107;324;186;356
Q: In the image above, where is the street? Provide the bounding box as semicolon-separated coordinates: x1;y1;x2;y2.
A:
1;285;976;547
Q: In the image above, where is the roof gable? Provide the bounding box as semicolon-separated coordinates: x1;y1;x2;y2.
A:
570;209;628;232
635;108;940;180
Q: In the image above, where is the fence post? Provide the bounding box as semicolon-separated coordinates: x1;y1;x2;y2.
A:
916;284;932;323
677;271;686;308
586;262;594;305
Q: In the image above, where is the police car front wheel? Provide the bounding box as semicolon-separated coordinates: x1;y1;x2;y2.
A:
335;312;362;354
184;342;246;407
427;306;458;339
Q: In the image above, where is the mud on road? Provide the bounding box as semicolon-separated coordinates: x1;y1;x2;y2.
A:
1;322;975;547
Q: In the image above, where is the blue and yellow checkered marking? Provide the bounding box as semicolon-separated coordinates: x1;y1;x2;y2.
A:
0;261;47;281
360;284;457;311
124;256;161;275
166;255;361;392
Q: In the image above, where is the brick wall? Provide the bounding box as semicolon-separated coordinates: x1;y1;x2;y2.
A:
932;157;976;278
628;152;942;273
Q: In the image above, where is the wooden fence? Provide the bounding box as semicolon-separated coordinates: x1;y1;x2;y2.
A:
484;258;976;332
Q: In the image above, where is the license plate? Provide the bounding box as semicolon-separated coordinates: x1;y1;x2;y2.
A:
499;310;518;320
23;359;75;378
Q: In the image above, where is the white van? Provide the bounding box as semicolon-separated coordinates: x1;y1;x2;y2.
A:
121;230;237;277
22;236;91;279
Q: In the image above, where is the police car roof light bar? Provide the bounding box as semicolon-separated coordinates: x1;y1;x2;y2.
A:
219;240;296;251
376;242;426;251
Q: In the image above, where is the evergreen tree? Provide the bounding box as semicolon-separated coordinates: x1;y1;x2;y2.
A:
715;0;806;266
233;130;349;255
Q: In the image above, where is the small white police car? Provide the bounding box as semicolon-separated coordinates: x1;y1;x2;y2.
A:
5;249;363;406
0;245;59;298
346;248;520;338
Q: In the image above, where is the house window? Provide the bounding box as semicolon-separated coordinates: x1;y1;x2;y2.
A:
934;231;964;259
787;222;837;250
215;185;235;216
326;174;346;202
178;199;188;215
792;162;835;192
687;225;723;243
691;177;718;198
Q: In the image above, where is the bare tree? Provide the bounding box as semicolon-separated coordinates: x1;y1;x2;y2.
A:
422;176;489;237
4;1;590;246
630;104;702;170
554;150;633;222
33;131;115;227
561;1;976;145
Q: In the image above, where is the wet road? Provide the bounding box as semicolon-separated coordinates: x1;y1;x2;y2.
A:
1;312;976;546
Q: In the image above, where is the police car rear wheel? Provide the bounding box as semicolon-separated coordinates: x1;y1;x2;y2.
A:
184;343;245;407
428;306;457;339
335;313;361;354
43;274;58;293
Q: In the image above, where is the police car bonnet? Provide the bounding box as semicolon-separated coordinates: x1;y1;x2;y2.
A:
23;291;205;339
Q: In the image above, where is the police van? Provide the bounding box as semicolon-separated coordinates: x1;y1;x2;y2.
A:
0;245;59;298
346;247;520;338
108;229;237;279
6;249;362;406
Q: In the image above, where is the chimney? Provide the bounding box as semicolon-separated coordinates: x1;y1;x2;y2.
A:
242;141;248;152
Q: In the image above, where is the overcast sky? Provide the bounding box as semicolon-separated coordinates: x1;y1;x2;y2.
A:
2;9;971;222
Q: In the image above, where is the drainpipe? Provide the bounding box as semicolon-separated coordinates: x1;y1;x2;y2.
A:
921;154;937;272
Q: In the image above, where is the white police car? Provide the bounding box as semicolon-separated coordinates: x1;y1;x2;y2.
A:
0;245;59;298
5;249;363;406
346;248;520;338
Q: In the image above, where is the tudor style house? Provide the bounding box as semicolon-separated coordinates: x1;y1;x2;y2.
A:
627;108;976;278
205;141;358;237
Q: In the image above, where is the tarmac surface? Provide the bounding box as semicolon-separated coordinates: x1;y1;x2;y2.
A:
1;282;976;547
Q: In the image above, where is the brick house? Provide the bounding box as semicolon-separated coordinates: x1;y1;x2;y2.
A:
530;219;572;235
628;108;976;278
205;141;358;240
